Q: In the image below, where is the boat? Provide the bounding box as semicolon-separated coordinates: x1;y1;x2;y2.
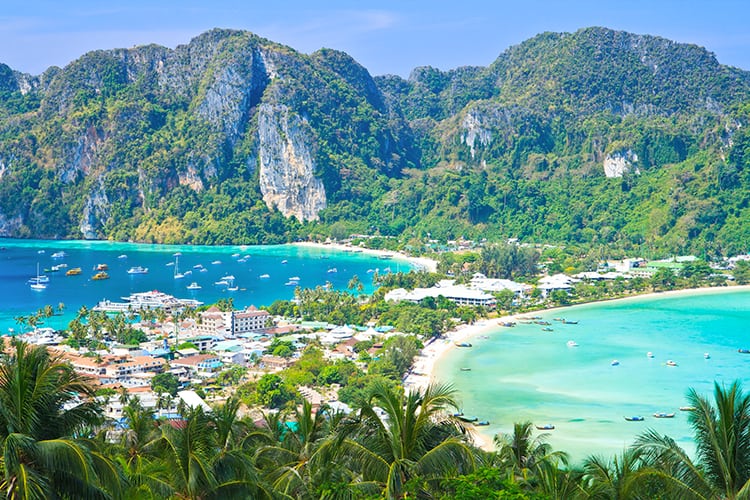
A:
281;260;288;264
666;360;678;367
327;268;338;273
231;253;240;258
193;264;204;269
536;424;555;430
288;276;300;281
28;264;49;284
51;263;67;271
679;406;697;411
95;263;108;271
284;281;298;286
625;416;645;422
566;340;578;347
541;327;554;332
739;349;750;354
30;264;47;291
259;274;270;279
51;251;66;259
457;415;478;423
553;318;564;322
93;290;202;313
460;367;472;371
199;268;208;273
127;266;149;275
173;256;185;279
186;282;202;290
117;254;127;259
66;267;82;276
226;286;239;291
653;412;676;418
215;280;230;286
611;360;620;366
92;271;109;280
647;351;654;358
455;342;472;348
563;320;578;324
498;321;516;327
475;420;490;426
173;252;182;257
452;412;464;417
534;320;551;326
220;274;236;281
704;352;711;359
211;260;222;265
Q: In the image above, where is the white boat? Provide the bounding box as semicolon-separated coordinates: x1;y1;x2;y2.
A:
611;360;620;366
647;351;654;358
281;260;288;264
193;264;203;269
566;340;578;347
215;280;229;286
666;360;678;367
227;286;239;291
127;266;149;275
30;263;47;291
259;274;270;279
93;290;202;313
220;275;236;281
231;253;240;258
187;282;202;290
211;260;222;265
285;281;298;286
327;268;338;273
173;256;185;279
288;276;300;281
51;251;66;259
704;352;711;359
199;268;208;273
117;254;128;259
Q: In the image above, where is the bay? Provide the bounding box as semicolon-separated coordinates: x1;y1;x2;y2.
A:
436;288;750;464
0;239;412;334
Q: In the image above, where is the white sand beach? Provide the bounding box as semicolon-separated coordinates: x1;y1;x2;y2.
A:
292;241;438;272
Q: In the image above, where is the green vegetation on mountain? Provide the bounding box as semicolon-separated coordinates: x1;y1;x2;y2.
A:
1;27;750;256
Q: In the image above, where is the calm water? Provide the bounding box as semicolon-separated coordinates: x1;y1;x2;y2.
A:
437;289;750;464
0;239;412;333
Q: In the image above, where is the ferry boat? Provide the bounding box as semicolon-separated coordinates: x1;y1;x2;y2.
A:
327;268;338;273
92;271;110;280
93;290;202;313
127;266;149;275
66;267;82;276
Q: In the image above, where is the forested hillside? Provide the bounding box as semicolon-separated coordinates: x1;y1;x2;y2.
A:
1;27;749;256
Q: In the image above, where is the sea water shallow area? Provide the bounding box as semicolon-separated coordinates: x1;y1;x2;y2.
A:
436;288;750;464
0;238;414;333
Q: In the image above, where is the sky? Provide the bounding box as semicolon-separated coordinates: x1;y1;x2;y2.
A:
1;1;749;77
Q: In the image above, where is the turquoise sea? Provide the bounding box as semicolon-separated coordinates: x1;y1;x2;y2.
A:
0;239;412;333
436;289;750;464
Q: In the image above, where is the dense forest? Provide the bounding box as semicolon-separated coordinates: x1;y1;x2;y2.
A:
1;27;750;256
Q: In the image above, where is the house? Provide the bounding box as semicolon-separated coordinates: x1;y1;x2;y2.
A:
384;284;496;308
259;355;294;371
170;354;222;377
538;274;580;297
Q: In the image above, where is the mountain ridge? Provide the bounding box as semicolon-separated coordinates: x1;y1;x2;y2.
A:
0;26;749;256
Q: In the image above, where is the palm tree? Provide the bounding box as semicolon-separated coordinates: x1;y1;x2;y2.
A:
581;448;651;499
493;421;569;487
0;340;122;498
633;380;750;499
340;381;478;499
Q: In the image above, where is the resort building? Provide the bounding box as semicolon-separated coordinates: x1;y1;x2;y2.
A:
384;282;497;308
231;306;271;335
170;354;222;377
470;273;532;296
538;273;580;297
193;307;231;336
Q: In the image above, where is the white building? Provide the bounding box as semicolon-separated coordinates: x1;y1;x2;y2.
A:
384;284;496;308
232;306;271;335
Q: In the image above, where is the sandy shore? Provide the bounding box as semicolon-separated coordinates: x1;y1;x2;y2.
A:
292;241;438;272
405;284;750;451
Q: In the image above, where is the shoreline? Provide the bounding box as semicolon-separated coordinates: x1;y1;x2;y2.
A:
291;241;438;273
406;284;750;451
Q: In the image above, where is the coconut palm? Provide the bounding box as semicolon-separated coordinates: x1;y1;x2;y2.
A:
633;380;750;499
340;381;478;499
494;420;569;485
581;448;653;500
0;340;122;499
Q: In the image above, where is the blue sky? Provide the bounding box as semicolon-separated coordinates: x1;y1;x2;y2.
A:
2;1;749;77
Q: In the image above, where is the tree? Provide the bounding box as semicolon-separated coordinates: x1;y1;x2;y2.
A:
633;380;750;499
494;421;568;487
340;382;477;498
0;340;121;498
151;372;180;396
256;373;295;409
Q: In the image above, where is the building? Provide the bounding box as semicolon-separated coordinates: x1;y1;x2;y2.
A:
170;354;222;377
232;306;271;335
384;284;496;308
193;307;230;336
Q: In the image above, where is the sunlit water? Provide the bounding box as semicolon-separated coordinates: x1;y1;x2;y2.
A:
436;289;750;464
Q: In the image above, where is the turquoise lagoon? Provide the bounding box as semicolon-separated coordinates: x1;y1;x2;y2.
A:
436;288;750;463
0;239;413;333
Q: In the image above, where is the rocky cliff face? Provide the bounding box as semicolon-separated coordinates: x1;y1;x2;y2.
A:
257;103;326;221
